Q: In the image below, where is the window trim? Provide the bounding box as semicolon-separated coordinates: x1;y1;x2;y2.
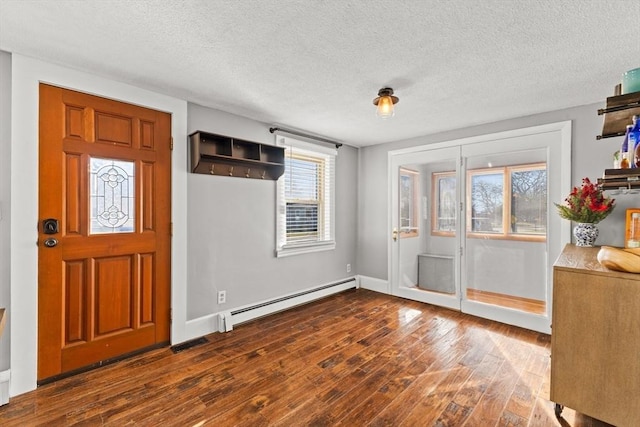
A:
276;136;336;257
466;162;547;242
399;167;419;239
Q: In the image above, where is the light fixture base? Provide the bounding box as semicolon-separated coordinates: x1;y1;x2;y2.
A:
373;87;399;106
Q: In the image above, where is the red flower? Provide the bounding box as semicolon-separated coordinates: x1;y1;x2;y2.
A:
555;177;615;223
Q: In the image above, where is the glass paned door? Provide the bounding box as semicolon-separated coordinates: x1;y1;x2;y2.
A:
390;146;461;310
461;139;555;333
390;124;570;334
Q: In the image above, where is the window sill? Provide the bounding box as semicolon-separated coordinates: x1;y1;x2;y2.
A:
466;232;546;242
276;241;336;258
400;231;419;239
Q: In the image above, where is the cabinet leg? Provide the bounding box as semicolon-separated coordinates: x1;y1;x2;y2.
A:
554;403;564;418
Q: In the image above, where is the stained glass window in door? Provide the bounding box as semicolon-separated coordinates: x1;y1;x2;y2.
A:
90;158;135;234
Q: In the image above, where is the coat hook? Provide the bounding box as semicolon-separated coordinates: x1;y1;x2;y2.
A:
209;164;215;175
229;166;234;176
246;168;251;178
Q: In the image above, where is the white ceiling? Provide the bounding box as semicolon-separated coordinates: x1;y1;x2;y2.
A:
1;0;639;147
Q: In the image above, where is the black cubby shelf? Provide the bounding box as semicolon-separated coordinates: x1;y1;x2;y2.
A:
189;131;285;180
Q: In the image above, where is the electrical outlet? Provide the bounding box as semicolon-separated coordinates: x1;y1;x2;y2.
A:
218;290;227;304
347;264;351;273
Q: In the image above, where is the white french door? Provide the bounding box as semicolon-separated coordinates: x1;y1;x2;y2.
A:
389;122;571;333
390;146;462;310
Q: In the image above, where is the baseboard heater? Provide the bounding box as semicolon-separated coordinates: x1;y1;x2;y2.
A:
218;278;357;332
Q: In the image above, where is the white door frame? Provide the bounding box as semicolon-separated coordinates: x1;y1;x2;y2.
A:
388;121;572;333
10;55;189;396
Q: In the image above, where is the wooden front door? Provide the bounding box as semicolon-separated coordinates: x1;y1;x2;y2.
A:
38;84;172;382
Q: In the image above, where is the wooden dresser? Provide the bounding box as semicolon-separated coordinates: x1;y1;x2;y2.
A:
551;244;640;426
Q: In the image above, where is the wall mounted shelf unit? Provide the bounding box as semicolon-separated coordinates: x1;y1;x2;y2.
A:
597;91;640;139
598;169;640;192
596;92;640;192
190;131;285;180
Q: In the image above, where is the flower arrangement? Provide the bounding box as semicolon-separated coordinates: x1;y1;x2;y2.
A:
555;177;615;224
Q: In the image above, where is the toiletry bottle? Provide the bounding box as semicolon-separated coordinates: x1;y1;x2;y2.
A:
631;115;640;167
621;125;632;168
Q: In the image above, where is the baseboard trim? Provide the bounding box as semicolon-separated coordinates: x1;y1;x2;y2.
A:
358;275;390;294
182;277;357;341
0;370;9;406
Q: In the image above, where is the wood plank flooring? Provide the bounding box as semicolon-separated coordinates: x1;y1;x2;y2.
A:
0;289;614;426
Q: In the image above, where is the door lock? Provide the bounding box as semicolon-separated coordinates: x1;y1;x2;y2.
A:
392;228;398;241
43;218;59;234
43;238;58;248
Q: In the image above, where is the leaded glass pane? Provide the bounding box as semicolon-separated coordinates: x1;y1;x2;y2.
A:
90;157;135;234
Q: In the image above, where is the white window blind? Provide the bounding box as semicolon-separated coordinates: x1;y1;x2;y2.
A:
276;136;336;257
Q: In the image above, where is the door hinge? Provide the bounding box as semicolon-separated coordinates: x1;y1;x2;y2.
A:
170;137;174;151
460;202;463;212
170;222;173;236
170;308;173;323
459;246;464;256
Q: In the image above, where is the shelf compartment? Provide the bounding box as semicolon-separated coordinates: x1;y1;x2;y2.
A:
195;132;232;156
261;145;285;164
232;139;261;161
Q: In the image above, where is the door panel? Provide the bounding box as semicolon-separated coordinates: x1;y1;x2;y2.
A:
38;84;171;381
390;146;461;310
65;154;83;235
461;138;553;333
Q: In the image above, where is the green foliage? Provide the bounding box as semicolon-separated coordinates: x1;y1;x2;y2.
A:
554;178;615;224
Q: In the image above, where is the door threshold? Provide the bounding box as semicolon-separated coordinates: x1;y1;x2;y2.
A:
37;341;169;386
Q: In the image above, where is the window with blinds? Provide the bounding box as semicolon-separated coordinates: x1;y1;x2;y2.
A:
276;136;336;257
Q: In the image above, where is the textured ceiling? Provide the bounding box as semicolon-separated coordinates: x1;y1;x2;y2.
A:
1;0;639;147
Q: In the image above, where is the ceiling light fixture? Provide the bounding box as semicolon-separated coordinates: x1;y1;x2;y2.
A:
373;87;399;119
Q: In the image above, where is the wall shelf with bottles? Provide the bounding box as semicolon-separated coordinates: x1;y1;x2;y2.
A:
597;92;640;139
598;169;640;193
189;131;285;180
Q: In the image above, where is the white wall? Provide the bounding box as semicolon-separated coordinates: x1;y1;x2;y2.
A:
186;103;358;321
8;54;188;396
0;51;11;371
358;103;640;280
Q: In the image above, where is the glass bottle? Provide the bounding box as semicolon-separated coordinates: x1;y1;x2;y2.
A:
628;212;640;248
631;115;640;167
621;125;632;168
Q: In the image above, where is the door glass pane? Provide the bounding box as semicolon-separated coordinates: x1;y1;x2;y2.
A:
399;168;419;237
464;149;547;315
90;157;135;234
469;172;504;234
398;160;457;296
511;168;547;235
435;173;456;233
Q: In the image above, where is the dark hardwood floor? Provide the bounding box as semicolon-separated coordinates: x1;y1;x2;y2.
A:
0;289;614;426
